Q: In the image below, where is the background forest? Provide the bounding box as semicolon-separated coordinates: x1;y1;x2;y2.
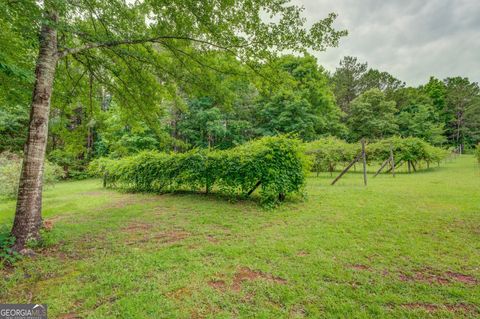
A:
1;3;479;180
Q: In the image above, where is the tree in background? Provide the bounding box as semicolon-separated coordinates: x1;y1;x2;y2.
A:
346;88;398;141
256;55;345;140
443;77;480;150
394;87;446;145
359;69;405;99
4;0;345;250
422;77;447;116
331;56;367;112
331;56;404;113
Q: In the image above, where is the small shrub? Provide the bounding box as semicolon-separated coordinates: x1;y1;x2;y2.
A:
0;152;64;198
0;226;21;267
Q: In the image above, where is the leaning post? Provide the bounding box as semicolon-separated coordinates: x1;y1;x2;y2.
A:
390;143;395;178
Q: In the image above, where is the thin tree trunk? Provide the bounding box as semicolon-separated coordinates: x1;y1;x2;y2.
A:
11;13;58;251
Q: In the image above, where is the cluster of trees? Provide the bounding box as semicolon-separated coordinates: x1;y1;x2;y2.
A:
4;53;479;171
332;57;480;148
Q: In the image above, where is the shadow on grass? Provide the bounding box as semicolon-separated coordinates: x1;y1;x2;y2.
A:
104;186;304;208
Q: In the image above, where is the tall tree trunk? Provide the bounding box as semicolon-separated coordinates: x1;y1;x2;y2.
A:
11;14;58;251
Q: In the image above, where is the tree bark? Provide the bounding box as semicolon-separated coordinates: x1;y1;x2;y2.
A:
11;13;58;251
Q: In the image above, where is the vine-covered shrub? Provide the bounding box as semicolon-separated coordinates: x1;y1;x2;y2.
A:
304;137;358;175
304;136;448;173
89;136;307;205
368;137;448;164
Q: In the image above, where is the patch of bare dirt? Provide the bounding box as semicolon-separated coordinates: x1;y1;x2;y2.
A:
399;268;478;286
58;314;81;319
296;251;309;257
232;267;287;291
289;305;307;318
208;280;227;291
444;303;479;314
41;246;83;261
151;231;190;244
445;271;478;285
206;235;220;243
43;219;54;231
399;271;450;285
401;303;439;312
350;264;370;271
121;222;153;232
166;287;192;300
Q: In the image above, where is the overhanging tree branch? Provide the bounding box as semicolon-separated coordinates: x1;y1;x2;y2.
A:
58;36;238;59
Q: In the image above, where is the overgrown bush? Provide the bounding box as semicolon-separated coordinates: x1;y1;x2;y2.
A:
0;152;64;198
305;136;448;173
304;137;358;175
90;136;307;205
368;136;448;165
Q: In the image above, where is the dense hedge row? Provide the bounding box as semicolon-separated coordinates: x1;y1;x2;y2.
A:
89;136;307;205
368;137;448;164
304;137;358;175
305;136;448;173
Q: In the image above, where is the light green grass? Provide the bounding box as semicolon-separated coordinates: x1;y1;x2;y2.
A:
1;156;479;318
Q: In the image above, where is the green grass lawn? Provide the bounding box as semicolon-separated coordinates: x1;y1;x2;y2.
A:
1;156;479;318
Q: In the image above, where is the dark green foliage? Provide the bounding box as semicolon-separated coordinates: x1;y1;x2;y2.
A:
393;87;446;145
90;136;307;205
346;88;398;141
0;105;28;152
331;56;404;113
0;226;20;266
255;55;345;140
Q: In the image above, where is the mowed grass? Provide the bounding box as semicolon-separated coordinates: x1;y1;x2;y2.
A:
0;156;479;318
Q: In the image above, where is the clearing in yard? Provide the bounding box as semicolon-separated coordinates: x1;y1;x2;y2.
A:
1;156;479;318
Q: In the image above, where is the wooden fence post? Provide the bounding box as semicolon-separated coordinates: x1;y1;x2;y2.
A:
361;138;367;186
390;144;395;177
373;158;390;177
331;153;362;185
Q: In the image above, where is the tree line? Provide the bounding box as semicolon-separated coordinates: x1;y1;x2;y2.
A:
3;53;479;179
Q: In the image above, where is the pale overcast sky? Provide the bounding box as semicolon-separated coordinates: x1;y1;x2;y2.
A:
295;0;480;86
